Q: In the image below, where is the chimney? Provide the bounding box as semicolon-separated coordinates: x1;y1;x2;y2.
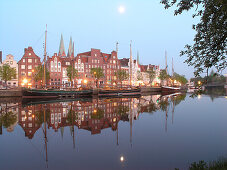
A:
0;51;2;63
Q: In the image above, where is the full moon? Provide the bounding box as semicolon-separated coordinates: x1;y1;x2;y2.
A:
118;6;125;14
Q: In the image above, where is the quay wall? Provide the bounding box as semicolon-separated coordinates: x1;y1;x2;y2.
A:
0;90;22;97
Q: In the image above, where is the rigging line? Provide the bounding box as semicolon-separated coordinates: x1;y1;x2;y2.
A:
33;31;45;48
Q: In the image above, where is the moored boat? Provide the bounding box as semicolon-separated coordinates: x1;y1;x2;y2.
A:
22;88;93;98
161;86;181;93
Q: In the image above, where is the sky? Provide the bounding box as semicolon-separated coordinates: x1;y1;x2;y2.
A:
0;0;202;79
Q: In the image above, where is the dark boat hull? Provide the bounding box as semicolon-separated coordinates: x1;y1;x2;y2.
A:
22;88;93;98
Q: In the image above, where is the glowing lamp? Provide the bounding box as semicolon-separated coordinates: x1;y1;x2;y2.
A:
23;78;28;84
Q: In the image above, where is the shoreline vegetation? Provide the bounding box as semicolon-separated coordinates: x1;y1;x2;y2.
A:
175;157;227;170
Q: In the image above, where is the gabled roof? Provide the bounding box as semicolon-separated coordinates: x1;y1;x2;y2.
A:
139;65;148;72
119;58;129;67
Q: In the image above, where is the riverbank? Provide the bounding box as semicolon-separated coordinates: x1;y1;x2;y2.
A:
0;87;164;98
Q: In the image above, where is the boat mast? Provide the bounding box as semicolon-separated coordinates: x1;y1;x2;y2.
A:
165;50;168;74
43;24;47;89
130;41;132;87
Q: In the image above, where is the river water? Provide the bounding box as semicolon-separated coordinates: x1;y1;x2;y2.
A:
0;92;226;170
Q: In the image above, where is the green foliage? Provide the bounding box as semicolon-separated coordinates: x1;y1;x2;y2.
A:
161;0;227;76
90;67;104;88
0;111;17;128
67;109;78;123
66;65;78;82
173;72;188;85
91;109;104;119
137;71;143;81
159;70;170;85
90;67;104;80
116;70;129;82
117;105;129;116
158;98;169;112
33;65;50;82
147;69;156;84
0;64;16;86
184;158;227;170
34;109;50;125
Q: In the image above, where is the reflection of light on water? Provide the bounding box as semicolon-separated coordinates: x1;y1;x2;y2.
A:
120;156;124;162
198;95;201;99
225;96;227;99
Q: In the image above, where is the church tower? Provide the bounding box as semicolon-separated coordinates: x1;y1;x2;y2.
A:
59;34;66;57
67;36;73;58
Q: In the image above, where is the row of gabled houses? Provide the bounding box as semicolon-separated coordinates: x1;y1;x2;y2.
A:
0;35;161;88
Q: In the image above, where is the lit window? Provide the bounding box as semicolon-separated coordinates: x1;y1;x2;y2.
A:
21;65;25;69
28;72;32;76
28;65;32;69
29;53;31;56
23;59;25;62
28;59;32;63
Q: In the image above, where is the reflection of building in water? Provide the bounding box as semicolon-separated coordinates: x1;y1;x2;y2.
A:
16;94;185;139
18;104;43;139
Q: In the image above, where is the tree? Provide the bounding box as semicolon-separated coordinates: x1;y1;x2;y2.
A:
147;69;156;85
66;65;78;88
90;67;104;88
161;0;227;76
33;65;50;87
0;111;17;128
172;72;188;85
0;64;16;89
115;70;129;88
159;70;169;86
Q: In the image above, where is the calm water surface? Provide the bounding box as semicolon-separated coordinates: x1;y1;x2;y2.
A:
0;93;226;170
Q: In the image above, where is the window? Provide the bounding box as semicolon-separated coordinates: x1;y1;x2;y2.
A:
21;65;25;69
35;59;37;63
10;61;13;65
29;53;31;56
113;56;115;59
113;60;116;64
21;72;26;76
28;65;32;69
28;72;32;76
66;62;70;65
89;65;91;68
98;60;100;63
28;59;32;63
23;59;25;62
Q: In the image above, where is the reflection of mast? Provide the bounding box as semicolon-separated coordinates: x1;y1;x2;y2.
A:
172;97;175;124
165;108;168;132
117;124;119;146
70;102;75;149
43;107;48;168
130;100;132;148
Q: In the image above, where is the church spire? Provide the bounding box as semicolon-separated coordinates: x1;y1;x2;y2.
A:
67;36;73;58
59;34;66;57
72;41;74;57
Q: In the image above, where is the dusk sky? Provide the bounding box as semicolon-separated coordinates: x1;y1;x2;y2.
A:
0;0;202;78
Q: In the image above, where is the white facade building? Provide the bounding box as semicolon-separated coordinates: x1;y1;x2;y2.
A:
0;54;18;87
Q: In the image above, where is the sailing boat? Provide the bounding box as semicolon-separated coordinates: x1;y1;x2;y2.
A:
161;52;180;93
22;25;93;99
